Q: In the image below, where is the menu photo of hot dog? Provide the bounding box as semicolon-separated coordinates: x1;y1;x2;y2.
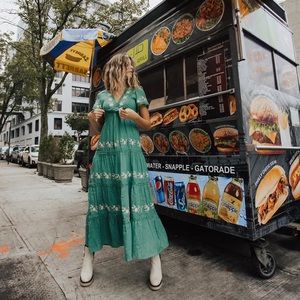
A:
255;165;289;225
162;108;179;125
149;102;200;130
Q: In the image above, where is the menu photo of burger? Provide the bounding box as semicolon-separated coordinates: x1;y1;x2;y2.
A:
213;126;239;154
249;96;282;154
255;165;289;225
289;155;300;200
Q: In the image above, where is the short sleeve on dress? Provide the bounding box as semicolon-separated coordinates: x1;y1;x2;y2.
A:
136;87;149;108
93;91;104;110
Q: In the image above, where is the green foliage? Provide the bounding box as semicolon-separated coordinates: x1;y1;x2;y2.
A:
59;132;75;164
39;134;60;163
65;113;89;139
0;34;39;133
4;0;150;140
80;0;150;35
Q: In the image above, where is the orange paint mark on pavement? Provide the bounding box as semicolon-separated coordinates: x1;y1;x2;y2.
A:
51;237;83;259
37;234;83;259
0;245;9;254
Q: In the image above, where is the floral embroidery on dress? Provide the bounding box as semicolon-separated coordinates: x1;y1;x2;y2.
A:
89;203;155;214
90;171;149;180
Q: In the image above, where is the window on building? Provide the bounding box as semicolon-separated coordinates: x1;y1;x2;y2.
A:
54;118;62;130
28;123;32;134
11;130;15;139
53;100;62;111
35;120;39;131
55;72;64;78
55;84;63;95
72;102;89;113
72;86;90;97
34;137;39;145
21;126;25;135
16;128;20;137
72;74;90;83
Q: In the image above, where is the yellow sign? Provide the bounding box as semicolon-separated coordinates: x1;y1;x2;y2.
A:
127;39;149;67
54;42;93;76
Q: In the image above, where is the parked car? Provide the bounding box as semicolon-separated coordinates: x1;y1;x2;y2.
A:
22;145;39;167
10;146;25;163
17;147;27;164
0;146;9;160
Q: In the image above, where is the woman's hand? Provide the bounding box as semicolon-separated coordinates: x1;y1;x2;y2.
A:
93;109;105;121
119;108;139;121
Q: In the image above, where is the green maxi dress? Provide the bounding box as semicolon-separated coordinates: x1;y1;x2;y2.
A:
86;87;169;261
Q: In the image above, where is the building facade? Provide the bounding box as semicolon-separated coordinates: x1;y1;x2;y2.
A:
0;72;90;147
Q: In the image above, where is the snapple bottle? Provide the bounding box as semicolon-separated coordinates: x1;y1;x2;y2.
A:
218;178;243;224
186;175;201;214
199;176;220;219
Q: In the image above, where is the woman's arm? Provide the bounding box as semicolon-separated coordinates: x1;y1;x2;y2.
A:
119;106;151;131
88;111;104;136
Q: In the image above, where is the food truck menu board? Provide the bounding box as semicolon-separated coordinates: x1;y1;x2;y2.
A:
125;0;233;70
197;41;233;96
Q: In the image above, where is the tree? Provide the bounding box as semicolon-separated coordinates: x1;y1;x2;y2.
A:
11;0;95;142
65;112;89;141
5;0;149;142
87;0;149;35
0;34;39;133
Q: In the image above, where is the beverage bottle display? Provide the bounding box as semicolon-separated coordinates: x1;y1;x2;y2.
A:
154;176;165;204
218;178;243;224
175;182;187;211
186;175;201;214
199;176;220;219
164;177;175;206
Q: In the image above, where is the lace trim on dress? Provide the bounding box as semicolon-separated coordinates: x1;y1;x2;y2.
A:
98;138;141;149
89;203;155;214
90;171;149;180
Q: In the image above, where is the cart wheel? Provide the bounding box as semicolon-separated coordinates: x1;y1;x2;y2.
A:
253;251;276;279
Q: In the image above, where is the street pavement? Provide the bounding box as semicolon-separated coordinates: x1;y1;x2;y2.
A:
0;160;299;300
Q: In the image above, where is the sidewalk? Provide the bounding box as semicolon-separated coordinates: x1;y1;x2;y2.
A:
0;161;299;300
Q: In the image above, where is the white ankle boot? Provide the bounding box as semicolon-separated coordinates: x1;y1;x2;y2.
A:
149;255;162;291
80;246;94;287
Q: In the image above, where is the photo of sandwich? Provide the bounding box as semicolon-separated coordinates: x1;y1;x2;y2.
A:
213;126;238;154
255;165;289;225
150;112;163;128
289;155;300;200
249;96;281;153
162;108;179;125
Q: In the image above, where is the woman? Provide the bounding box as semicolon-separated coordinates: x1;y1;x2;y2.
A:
80;53;169;290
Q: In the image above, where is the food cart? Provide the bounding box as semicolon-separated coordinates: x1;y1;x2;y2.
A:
90;0;300;278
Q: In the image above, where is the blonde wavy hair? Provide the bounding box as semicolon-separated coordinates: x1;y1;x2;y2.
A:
103;53;140;96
